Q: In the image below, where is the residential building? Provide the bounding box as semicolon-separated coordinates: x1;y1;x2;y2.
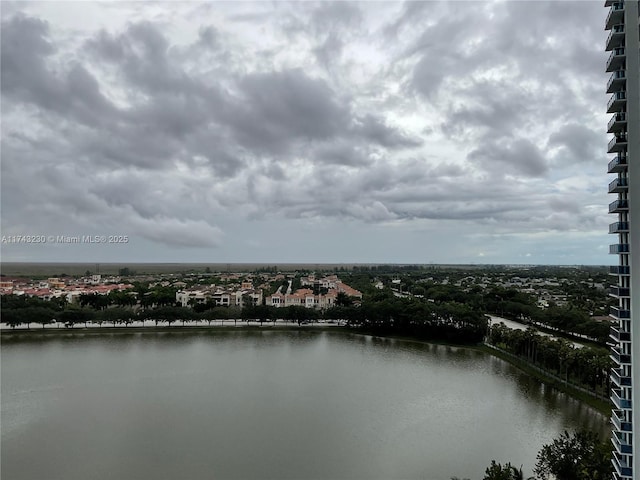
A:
47;278;66;289
234;289;263;307
605;1;639;478
266;279;361;310
176;287;263;308
176;289;230;307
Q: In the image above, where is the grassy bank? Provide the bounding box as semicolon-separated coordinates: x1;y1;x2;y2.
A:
477;344;611;416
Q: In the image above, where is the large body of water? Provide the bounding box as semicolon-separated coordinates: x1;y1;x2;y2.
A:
1;330;608;480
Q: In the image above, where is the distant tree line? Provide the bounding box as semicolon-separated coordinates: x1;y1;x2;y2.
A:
2;295;67;329
347;292;488;344
1;290;485;345
352;264;425;272
482;287;610;344
529;306;609;343
1;282;609;349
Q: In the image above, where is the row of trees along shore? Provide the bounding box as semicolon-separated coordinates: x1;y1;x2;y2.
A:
1;291;487;344
487;323;612;400
2;276;610;339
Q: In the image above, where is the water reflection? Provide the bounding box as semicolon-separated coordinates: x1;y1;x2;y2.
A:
2;330;608;480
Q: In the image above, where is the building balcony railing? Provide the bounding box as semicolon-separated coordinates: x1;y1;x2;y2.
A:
615;463;634;478
610;367;632;387
606;23;625;50
608;111;627;132
608;132;628;153
609;177;629;193
610;388;631;409
606;3;626;30
607;91;627;112
611;351;632;365
609;285;631;297
607;70;626;93
611;306;632;319
611;435;633;453
610;328;619;344
606;47;626;72
610;265;631;275
608;154;628;173
612;452;634;478
612;409;633;432
609;199;629;212
609;221;630;233
609;327;630;345
609;331;629;350
610;243;630;254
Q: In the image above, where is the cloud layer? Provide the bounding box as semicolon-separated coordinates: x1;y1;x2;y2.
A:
1;2;612;264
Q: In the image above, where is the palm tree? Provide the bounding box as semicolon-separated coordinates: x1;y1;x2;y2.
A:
483;461;534;480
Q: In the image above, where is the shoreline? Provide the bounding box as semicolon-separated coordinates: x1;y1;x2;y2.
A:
0;323;343;336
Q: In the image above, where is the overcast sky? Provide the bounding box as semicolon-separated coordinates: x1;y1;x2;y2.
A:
1;1;614;265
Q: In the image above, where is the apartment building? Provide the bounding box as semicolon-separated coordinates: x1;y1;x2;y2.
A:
605;1;639;478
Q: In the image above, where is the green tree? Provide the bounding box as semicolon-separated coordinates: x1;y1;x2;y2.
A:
99;307;135;327
242;294;256;308
335;291;352;307
483;461;530;480
28;307;56;329
140;306;188;327
533;430;612;480
411;285;426;297
108;289;136;307
149;286;178;307
2;309;27;328
60;307;95;328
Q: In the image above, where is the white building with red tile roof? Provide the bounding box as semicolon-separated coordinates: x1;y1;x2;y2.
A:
266;279;360;309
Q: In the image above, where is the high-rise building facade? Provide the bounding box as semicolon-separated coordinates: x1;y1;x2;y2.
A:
606;1;639;479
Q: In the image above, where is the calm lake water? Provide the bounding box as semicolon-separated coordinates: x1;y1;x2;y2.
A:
1;330;608;480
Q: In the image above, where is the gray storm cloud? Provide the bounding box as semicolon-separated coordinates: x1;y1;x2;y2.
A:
1;2;612;263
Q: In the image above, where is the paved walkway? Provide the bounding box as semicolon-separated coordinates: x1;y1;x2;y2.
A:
0;319;346;331
488;315;585;349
